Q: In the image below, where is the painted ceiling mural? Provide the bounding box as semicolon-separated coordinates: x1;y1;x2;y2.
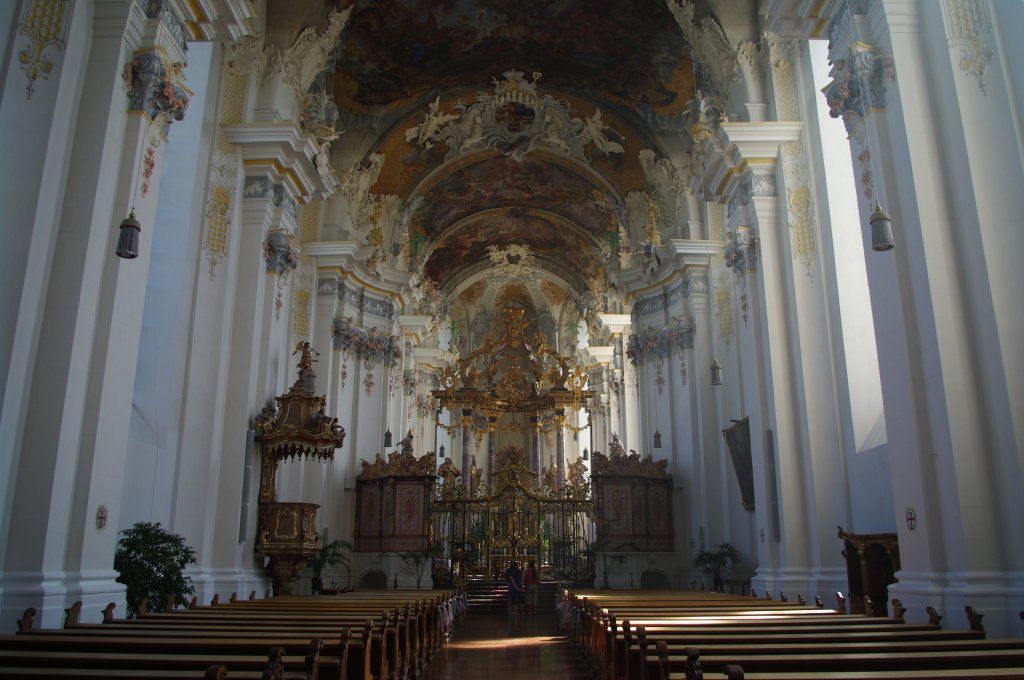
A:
307;0;717;306
334;0;695;120
422;210;590;287
408;156;618;241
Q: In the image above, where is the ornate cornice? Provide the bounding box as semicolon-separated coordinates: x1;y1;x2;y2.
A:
163;0;257;42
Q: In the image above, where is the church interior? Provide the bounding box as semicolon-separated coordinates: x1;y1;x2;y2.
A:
2;0;1024;675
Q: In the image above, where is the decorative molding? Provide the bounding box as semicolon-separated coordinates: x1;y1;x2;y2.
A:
405;70;625;164
136;0;188;54
264;231;299;276
715;272;734;348
753;176;777;196
665;0;739;97
122;51;189;132
736;40;766;82
274;8;351;97
631;292;666;318
625;317;695;364
202;70;245;278
943;0;993;95
821;45;896;134
685;270;709;295
724;228;760;275
639;149;686;236
769;35;818;277
223;33;273;83
17;0;71;99
333;318;402;363
317;278;338;297
243;176;297;219
336;282;395;320
338;153;385;228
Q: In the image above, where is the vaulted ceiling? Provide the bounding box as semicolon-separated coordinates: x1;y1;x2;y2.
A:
283;0;736;306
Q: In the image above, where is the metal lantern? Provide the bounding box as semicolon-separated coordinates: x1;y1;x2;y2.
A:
870;201;895;252
653;429;662;449
384;429;392;448
711;358;723;386
439;444;445;458
115;209;141;259
582;447;589;461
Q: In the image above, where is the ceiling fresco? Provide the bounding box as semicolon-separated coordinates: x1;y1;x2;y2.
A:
408;156;619;242
334;0;695;119
422;210;590;287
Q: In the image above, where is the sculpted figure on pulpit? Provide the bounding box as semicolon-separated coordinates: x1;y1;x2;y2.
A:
608;432;626;458
399;429;414;456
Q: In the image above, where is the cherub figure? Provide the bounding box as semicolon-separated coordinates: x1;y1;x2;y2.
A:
293;341;319;375
405;96;459;150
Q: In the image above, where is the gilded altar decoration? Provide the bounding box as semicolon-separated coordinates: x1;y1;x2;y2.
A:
430;450;593;587
432;306;594;439
253;344;345;594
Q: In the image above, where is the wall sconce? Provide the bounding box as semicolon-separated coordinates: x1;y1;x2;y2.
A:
653;429;662;449
384;429;392;448
711;358;723;386
439;444;445;458
869;201;895;251
115;209;141;259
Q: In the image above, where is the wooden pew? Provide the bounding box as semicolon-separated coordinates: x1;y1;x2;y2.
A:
2;589;464;680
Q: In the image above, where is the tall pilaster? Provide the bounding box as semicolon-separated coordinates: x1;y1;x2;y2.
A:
0;0;192;630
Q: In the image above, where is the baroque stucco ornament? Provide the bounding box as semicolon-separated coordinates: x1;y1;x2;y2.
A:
405;70;625;163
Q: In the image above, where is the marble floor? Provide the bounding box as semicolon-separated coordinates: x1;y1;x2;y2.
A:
421;611;592;679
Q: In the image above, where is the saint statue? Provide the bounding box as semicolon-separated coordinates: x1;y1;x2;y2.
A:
437;458;461;497
567;458;587;490
469;455;482;497
609;432;627;458
399;429;414;456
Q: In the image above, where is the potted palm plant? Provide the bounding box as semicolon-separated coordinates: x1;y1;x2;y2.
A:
694;542;741;592
308;539;352;594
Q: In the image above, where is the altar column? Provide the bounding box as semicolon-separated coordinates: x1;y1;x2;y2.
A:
462;409;472;494
530;416;540;474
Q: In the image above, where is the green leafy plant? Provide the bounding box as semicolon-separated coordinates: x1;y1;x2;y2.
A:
114;522;197;618
393;546;440;589
308;539;352;593
694;542;741;592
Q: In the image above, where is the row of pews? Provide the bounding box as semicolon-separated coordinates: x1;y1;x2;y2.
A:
1;588;467;679
560;589;1024;680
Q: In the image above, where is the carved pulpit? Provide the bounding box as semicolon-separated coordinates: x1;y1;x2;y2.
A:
355;431;436;553
590;434;674;551
253;343;345;594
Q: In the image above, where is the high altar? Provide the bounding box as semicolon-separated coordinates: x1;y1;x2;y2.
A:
350;306;675;586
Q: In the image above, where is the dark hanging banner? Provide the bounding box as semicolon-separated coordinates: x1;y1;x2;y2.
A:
722;417;755;511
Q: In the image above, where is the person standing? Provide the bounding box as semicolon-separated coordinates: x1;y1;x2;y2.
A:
524;560;540;615
505;560;524;614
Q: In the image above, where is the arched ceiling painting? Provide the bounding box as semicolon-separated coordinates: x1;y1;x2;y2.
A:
322;0;701;302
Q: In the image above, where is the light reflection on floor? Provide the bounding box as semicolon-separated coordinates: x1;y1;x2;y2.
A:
449;635;563;650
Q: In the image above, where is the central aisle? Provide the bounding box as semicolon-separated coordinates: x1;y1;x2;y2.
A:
421;611;592;679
